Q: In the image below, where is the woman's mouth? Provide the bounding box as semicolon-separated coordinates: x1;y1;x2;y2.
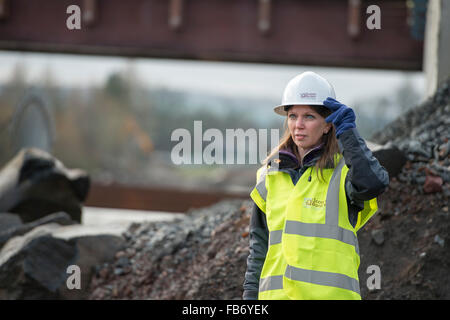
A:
295;134;307;140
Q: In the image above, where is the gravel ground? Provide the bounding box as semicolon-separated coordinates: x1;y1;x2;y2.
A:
89;200;251;300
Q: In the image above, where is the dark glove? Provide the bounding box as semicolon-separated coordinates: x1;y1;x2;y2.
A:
323;97;356;138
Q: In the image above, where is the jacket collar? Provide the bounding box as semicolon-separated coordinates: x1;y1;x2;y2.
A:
273;144;324;169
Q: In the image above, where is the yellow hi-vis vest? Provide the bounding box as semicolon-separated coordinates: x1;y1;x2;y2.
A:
250;156;378;300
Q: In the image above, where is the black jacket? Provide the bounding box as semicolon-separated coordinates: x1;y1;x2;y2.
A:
243;128;389;300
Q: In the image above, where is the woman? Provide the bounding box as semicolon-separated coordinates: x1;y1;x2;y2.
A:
243;71;389;300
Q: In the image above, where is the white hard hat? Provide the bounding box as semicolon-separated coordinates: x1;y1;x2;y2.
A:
274;71;336;116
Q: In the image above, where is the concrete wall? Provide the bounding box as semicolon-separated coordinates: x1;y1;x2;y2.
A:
424;0;450;97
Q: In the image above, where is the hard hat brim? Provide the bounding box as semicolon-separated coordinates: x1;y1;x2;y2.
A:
273;102;327;116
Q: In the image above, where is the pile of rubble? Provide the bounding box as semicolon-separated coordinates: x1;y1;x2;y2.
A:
89;78;449;300
356;77;450;299
371;79;450;193
358;178;449;299
89;200;251;299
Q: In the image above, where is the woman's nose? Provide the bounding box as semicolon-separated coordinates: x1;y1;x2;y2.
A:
295;117;305;128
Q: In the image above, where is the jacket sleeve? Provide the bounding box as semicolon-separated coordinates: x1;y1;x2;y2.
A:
338;127;389;205
242;202;269;300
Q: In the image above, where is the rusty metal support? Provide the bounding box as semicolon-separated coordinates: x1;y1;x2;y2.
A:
258;0;271;35
0;0;9;20
169;0;184;31
85;182;248;213
0;0;423;70
347;0;361;39
83;0;97;27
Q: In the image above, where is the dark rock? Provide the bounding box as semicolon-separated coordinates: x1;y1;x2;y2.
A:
0;211;76;250
0;213;23;233
434;235;445;248
423;174;443;194
371;229;385;246
370;144;407;178
439;141;450;159
0;148;90;223
0;224;77;299
0;222;125;300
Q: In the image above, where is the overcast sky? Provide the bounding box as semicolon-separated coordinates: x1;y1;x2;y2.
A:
0;50;425;106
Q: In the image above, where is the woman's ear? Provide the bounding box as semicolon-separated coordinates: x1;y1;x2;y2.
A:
324;123;332;134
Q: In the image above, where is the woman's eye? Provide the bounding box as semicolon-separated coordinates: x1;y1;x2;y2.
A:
288;114;296;120
305;114;315;119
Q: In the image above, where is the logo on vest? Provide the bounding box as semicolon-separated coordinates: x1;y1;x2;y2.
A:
303;197;326;209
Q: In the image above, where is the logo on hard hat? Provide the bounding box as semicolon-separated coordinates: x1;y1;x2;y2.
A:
300;92;317;99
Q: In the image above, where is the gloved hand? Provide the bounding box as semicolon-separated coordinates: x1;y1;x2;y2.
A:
323;97;356;138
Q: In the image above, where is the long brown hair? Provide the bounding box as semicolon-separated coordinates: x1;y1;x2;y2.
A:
264;105;340;182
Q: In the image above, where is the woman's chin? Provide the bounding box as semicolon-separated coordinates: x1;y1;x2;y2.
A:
295;141;310;149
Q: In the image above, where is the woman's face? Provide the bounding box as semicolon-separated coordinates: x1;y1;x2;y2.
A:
287;105;331;153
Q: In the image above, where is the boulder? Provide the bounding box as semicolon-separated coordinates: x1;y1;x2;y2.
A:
0;211;76;250
0;213;23;233
0;222;125;299
367;141;407;179
0;148;90;223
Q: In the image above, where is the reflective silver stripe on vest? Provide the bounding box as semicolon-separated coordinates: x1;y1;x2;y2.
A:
325;157;345;226
269;230;283;245
256;179;267;201
284;220;360;256
256;167;268;201
285;265;361;295
259;275;283;292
